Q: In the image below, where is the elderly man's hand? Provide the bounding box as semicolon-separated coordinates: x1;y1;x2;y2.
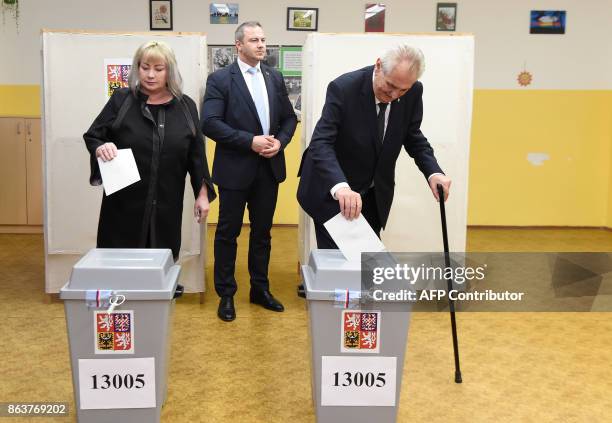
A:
336;187;362;220
429;174;452;202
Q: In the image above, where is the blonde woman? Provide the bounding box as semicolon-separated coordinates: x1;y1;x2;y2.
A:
84;41;215;260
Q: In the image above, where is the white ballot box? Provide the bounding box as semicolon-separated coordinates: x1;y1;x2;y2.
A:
301;249;414;423
60;249;182;423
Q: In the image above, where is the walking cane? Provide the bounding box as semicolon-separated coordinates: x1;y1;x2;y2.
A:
437;184;463;383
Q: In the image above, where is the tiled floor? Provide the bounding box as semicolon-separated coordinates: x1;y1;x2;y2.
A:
1;227;611;422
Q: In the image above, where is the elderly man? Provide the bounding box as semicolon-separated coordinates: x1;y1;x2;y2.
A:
202;22;297;321
297;45;451;294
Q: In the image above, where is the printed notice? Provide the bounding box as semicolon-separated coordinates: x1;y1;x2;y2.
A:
321;356;396;406
78;358;156;409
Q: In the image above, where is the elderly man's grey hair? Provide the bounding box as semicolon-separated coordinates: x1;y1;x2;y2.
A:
380;45;425;79
235;21;263;42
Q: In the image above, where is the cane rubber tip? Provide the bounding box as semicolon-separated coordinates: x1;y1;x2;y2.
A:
455;372;463;384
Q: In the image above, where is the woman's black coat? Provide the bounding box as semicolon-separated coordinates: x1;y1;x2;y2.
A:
84;88;216;259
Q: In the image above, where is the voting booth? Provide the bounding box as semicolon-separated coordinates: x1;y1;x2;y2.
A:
298;33;474;261
60;248;182;423
302;250;414;423
42;30;209;294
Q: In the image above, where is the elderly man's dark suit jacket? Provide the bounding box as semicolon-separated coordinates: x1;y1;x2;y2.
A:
297;65;443;229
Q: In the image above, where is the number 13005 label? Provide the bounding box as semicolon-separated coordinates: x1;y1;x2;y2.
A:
78;358;156;410
321;356;397;406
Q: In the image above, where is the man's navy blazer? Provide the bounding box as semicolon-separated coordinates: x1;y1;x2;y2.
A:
297;65;443;228
201;61;297;189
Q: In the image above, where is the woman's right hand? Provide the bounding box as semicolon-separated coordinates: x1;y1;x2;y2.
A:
96;142;118;162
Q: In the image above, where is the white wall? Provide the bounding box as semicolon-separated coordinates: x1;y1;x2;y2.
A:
2;0;612;89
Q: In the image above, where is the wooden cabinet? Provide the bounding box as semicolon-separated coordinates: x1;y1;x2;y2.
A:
0;117;42;226
25;119;42;225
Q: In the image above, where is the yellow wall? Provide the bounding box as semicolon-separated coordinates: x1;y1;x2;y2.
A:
0;85;40;117
469;90;612;227
609;114;612;228
3;85;612;227
210;90;612;227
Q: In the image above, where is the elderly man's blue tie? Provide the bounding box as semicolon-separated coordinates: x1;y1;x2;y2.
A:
247;67;268;135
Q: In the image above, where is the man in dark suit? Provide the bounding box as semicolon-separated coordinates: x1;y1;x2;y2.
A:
201;21;297;321
297;44;451;254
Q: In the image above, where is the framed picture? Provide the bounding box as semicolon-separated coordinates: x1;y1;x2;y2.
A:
530;10;566;34
287;7;318;31
208;45;237;73
365;3;386;33
210;3;239;25
150;0;173;31
436;3;457;31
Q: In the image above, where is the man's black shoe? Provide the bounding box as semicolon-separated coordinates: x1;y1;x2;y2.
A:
217;296;236;321
250;290;284;312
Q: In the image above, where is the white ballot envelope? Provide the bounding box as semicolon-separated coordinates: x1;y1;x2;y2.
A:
97;149;141;196
323;213;386;262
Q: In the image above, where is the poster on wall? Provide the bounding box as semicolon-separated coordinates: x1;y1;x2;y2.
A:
208;45;237;73
104;58;131;100
280;46;302;74
530;10;566;34
279;46;302;120
208;45;281;73
262;46;280;69
365;3;386;32
210;3;239;24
